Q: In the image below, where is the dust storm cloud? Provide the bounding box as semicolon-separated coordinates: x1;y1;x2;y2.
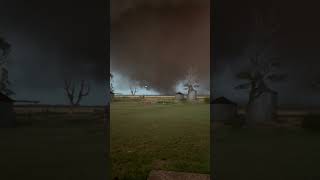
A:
111;0;210;94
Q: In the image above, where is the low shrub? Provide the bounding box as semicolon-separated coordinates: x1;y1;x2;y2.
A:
178;98;188;104
301;114;320;132
204;97;210;104
113;97;142;102
156;100;175;104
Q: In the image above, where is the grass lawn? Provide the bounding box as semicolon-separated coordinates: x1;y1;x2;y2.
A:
213;126;320;180
0;112;106;180
110;102;210;180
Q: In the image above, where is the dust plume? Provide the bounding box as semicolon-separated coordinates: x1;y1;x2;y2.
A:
111;0;210;94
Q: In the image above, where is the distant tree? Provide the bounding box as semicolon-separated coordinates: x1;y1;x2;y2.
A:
234;9;286;123
183;66;200;96
0;37;11;62
0;37;14;96
0;68;14;96
129;80;139;96
64;79;90;106
235;59;286;105
110;73;114;94
141;80;150;90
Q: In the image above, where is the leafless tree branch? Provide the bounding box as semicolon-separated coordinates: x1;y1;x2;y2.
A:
64;79;90;106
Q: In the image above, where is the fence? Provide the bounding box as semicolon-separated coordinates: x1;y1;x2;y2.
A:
14;105;105;114
112;95;209;103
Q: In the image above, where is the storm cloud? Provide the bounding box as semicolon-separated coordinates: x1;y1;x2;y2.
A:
110;0;210;94
0;0;107;104
212;0;320;107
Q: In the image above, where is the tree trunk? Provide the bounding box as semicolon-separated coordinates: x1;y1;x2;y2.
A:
69;105;75;115
246;86;256;127
246;101;252;126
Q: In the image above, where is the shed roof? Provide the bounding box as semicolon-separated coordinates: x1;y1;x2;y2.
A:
212;97;236;105
0;93;14;102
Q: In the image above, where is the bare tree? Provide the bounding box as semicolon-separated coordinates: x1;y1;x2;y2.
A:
110;73;114;94
235;9;286;124
0;37;11;63
0;37;14;96
64;79;90;106
235;59;286;104
129;80;139;96
183;66;200;95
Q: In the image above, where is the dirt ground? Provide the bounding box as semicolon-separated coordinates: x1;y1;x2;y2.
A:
148;170;210;180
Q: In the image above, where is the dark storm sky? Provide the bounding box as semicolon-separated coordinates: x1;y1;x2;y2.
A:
212;0;320;107
110;0;210;95
1;0;210;103
0;0;108;105
3;0;320;106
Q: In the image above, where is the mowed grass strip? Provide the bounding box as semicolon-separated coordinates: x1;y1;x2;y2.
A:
111;102;210;180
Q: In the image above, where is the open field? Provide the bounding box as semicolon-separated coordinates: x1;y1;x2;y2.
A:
110;102;210;180
0;110;106;180
213;126;320;180
112;95;209;103
5;101;319;180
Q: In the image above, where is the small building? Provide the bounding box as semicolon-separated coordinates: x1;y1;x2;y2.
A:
212;97;237;122
247;90;278;124
175;92;185;101
187;90;197;101
0;93;16;128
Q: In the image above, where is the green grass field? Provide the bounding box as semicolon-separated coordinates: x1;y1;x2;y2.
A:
110;102;210;179
5;103;319;180
213;126;320;180
0;111;106;180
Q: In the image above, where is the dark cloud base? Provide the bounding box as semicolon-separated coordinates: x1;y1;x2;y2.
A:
111;0;210;94
212;0;320;107
0;0;108;104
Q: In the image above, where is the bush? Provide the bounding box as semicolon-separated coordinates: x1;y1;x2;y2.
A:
204;97;210;104
301;114;320;132
112;97;142;102
157;100;175;104
179;98;188;103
